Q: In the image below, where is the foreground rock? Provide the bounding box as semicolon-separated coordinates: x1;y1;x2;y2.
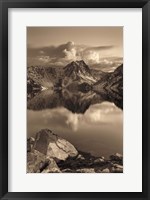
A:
109;153;123;167
27;150;60;173
34;129;78;161
27;129;123;173
27;137;35;152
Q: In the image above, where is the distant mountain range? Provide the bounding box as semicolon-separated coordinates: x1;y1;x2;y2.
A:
28;60;122;91
27;60;123;112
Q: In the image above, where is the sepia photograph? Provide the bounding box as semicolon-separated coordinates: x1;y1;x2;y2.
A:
27;27;123;173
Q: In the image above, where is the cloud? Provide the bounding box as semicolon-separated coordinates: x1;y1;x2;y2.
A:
85;45;113;51
81;50;100;65
92;57;123;72
84;102;121;123
53;102;120;132
63;41;77;61
66;113;81;132
27;41;119;69
28;102;122;134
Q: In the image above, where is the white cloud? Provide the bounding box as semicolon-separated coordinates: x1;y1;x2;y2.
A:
28;41;123;71
63;48;77;61
82;50;100;65
66;113;81;132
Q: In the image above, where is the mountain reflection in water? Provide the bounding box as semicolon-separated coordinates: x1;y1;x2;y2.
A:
27;89;123;158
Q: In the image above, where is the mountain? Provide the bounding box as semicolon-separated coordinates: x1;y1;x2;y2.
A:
27;61;123;107
27;66;65;88
90;68;107;80
93;64;123;109
28;66;56;88
27;60;104;90
27;61;123;111
62;60;97;89
27;76;42;100
64;60;91;76
93;64;123;91
64;60;105;83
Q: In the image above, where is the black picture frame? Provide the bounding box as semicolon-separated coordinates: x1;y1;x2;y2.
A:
0;0;150;199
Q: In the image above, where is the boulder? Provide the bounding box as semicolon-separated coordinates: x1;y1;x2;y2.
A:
102;168;110;173
111;166;123;173
62;168;74;173
42;158;61;173
27;150;61;173
76;168;95;173
27;129;124;173
27;137;35;152
110;153;123;161
34;129;78;161
113;164;123;169
77;154;85;160
27;150;48;173
94;158;105;165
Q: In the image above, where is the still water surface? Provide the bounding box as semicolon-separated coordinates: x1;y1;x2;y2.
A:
27;99;123;158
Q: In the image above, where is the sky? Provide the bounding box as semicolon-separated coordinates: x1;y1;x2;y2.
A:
27;27;123;71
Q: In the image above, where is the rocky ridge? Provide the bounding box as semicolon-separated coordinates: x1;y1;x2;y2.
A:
27;60;123;92
27;129;123;173
27;60;123;110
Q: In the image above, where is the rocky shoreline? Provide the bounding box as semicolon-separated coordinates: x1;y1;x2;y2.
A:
27;129;123;173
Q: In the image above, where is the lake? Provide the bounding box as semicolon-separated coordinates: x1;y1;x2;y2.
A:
27;90;123;159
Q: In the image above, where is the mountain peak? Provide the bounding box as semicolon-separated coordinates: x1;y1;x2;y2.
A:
63;60;95;83
76;60;86;64
64;60;89;70
69;60;86;66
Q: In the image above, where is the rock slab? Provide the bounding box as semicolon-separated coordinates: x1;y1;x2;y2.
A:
34;129;78;161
